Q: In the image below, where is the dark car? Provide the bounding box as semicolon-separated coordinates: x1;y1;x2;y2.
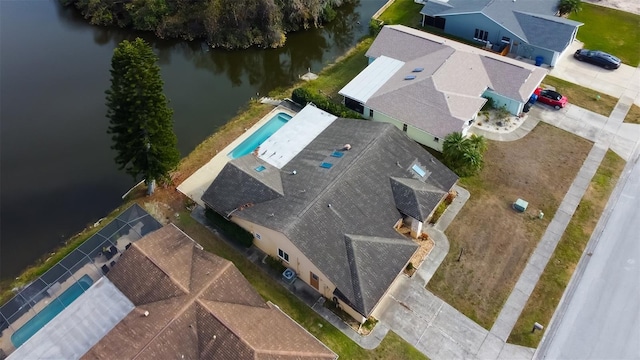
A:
574;49;621;70
534;88;567;109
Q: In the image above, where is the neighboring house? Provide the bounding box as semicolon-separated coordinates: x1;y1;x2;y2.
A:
339;25;547;151
10;224;337;360
419;0;582;66
202;105;458;323
85;225;337;359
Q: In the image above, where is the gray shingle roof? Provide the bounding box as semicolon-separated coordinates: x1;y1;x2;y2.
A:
514;11;583;52
354;26;546;137
420;0;582;52
203;119;458;316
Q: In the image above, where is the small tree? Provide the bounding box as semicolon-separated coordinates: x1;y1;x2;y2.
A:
558;0;582;16
106;38;180;194
442;132;487;177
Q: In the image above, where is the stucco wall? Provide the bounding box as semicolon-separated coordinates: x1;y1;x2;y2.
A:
438;13;518;47
231;217;370;322
482;89;523;115
231;218;336;300
371;110;445;151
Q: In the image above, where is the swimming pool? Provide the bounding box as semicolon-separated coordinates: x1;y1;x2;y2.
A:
228;112;292;159
11;274;93;348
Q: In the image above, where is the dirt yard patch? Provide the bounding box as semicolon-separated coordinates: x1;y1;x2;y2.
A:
427;122;593;329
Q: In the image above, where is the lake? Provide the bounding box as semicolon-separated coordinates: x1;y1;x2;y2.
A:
0;0;384;279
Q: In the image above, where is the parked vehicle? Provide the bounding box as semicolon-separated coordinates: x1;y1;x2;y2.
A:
574;49;621;70
534;88;567;109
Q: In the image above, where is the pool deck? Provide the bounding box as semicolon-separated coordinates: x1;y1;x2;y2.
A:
177;105;298;207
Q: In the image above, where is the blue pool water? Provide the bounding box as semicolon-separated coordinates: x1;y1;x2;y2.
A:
11;274;93;348
228;113;292;159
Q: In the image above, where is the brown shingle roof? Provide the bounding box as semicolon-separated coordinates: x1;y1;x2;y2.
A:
83;225;336;360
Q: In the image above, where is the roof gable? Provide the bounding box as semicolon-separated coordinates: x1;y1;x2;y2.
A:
514;11;582;52
390;177;447;220
343;234;419;313
202;157;284;216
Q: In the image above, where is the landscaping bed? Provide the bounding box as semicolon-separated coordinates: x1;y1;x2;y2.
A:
427;123;593;329
508;149;625;347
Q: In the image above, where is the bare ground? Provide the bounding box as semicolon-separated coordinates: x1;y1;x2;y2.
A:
583;0;640;15
427;122;593;329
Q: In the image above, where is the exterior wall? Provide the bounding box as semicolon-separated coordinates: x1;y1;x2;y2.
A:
231;218;337;301
513;43;556;66
433;13;560;66
371;110;446;151
438;13;518;49
233;217;370;323
482;89;523;115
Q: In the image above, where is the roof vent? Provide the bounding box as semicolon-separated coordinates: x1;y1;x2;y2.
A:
404;75;417;80
342;144;351;151
412;67;424;72
291;170;297;175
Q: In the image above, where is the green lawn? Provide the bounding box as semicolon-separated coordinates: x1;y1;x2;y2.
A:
624;104;640;124
377;0;424;27
569;3;640;66
176;212;427;359
508;150;626;347
541;75;618;116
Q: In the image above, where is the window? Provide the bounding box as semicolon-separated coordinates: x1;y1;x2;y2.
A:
369;109;374;117
255;233;261;240
403;124;408;132
434;137;440;142
278;248;289;262
501;36;511;44
474;29;489;42
344;97;364;114
412;164;427;177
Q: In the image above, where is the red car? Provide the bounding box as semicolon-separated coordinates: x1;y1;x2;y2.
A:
534;88;567;109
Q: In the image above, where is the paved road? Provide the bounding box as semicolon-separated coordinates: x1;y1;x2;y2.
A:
537;145;640;360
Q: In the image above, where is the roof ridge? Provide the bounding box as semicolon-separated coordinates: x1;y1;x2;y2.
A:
131;256;234;360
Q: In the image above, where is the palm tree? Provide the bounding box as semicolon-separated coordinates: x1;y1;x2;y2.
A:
468;134;488;153
442;132;487;177
558;0;582;16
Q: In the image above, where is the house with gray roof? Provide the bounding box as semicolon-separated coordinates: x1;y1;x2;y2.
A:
339;25;547;151
419;0;582;66
202;106;458;323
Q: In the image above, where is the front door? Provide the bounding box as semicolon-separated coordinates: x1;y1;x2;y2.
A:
310;272;319;290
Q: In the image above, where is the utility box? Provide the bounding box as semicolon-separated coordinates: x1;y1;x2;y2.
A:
513;198;529;212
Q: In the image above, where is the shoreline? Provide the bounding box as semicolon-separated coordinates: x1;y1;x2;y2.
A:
0;37;372;304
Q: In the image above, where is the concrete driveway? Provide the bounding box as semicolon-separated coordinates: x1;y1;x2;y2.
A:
550;40;640;104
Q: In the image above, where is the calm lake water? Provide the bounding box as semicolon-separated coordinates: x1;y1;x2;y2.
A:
0;0;383;279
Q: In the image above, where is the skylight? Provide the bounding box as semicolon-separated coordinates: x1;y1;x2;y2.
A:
320;162;333;169
255;165;266;172
331;151;344;158
412;164;426;177
412;67;424;72
404;75;416;80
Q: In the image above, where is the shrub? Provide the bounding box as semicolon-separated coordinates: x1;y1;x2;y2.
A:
265;255;287;273
429;201;448;224
204;209;254;247
291;87;364;119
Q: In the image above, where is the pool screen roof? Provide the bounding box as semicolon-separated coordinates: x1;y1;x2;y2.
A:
257;105;337;169
7;278;133;360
